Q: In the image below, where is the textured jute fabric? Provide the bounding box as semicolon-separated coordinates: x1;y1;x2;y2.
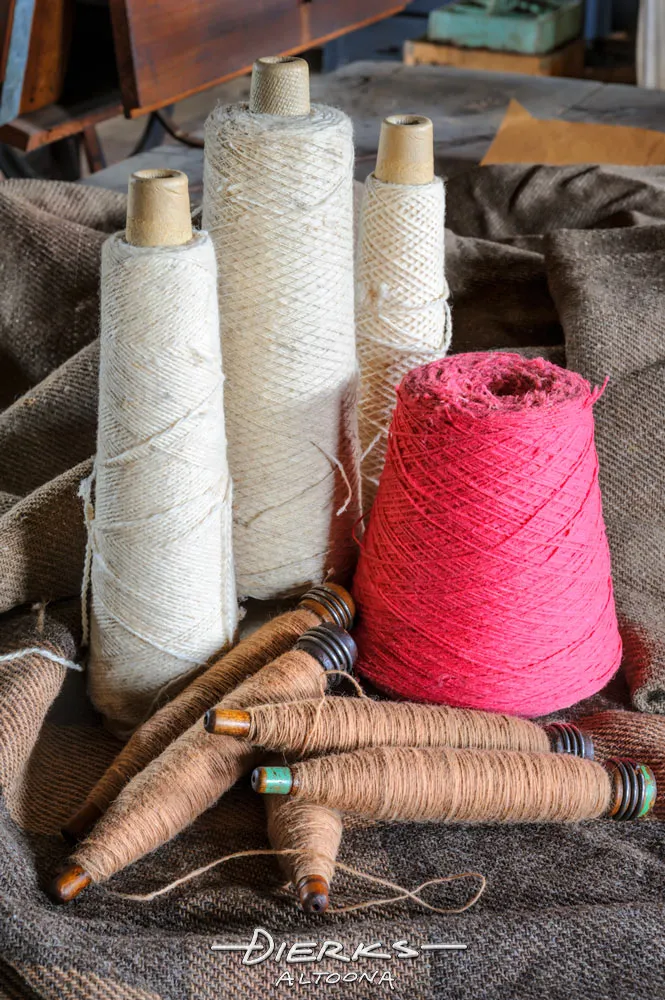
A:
2;169;665;999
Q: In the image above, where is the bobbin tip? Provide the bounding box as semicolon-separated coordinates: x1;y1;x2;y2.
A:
297;875;330;915
249;56;310;116
61;802;104;844
204;708;251;737
299;583;356;630
125;168;193;248
375;114;434;185
49;865;92;904
251;766;293;795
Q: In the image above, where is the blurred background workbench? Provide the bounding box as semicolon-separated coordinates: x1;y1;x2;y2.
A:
0;0;653;181
83;60;665;197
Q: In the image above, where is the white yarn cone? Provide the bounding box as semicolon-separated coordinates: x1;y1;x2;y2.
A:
203;57;360;600
356;116;451;511
87;170;237;735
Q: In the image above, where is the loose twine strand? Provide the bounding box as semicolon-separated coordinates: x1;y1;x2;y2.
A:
356;173;451;511
106;847;486;916
0;648;82;671
202;103;360;600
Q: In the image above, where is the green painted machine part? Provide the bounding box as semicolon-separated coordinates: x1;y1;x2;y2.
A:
428;1;584;56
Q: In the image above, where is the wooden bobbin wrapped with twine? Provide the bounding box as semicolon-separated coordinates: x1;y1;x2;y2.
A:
253;747;657;825
63;583;354;842
356;115;451;510
51;623;358;902
265;782;343;915
205;695;571;757
202;56;360;600
85;169;237;735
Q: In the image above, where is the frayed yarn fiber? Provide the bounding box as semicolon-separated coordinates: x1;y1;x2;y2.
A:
353;352;622;716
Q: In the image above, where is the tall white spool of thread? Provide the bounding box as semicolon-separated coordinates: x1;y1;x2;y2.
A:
356;115;451;510
203;56;360;600
86;169;237;736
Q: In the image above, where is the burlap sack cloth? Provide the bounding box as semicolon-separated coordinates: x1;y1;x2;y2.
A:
1;170;665;999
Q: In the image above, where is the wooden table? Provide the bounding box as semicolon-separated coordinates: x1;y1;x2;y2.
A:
86;60;665;198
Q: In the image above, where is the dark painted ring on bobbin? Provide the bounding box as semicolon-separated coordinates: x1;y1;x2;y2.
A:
545;722;594;760
605;757;657;820
300;584;354;630
295;622;357;685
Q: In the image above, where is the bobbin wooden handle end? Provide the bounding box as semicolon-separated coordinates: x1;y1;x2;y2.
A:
297;875;330;915
299;583;355;629
545;723;595;761
204;708;251;737
249;56;310;116
126;169;193;247
294;622;358;685
375;115;434;185
252;766;294;795
49;865;92;903
61;801;104;844
606;759;657;820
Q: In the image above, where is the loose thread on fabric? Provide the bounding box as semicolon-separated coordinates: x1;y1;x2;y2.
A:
0;648;82;672
105;846;486;915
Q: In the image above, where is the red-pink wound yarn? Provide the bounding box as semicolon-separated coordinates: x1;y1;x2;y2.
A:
353;352;622;717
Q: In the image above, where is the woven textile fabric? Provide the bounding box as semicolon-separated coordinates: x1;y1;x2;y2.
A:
1;170;665;999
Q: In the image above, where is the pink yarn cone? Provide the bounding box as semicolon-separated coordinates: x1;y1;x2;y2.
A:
353;352;622;717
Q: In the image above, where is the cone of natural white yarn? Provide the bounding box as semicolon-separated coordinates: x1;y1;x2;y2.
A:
356;115;451;510
202;56;360;600
85;169;237;736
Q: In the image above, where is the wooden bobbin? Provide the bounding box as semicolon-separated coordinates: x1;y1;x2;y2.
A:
374;115;434;186
251;756;657;821
50;622;357;905
125;168;193;248
249;56;310;116
62;583;354;844
204;621;358;734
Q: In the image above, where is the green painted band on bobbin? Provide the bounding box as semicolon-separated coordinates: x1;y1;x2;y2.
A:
637;764;657;818
257;766;293;794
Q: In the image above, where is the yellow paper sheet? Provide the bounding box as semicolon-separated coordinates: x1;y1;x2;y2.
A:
482;99;665;166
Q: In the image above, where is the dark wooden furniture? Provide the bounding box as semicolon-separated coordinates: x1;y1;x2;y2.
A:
109;0;405;117
0;0;405;170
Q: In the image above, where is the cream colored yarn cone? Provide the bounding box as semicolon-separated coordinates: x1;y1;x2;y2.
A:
203;56;360;600
86;169;237;736
356;115;451;511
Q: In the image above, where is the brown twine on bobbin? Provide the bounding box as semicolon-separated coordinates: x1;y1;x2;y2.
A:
205;696;566;756
265;793;343;914
50;622;358;903
252;746;657;825
63;583;354;841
